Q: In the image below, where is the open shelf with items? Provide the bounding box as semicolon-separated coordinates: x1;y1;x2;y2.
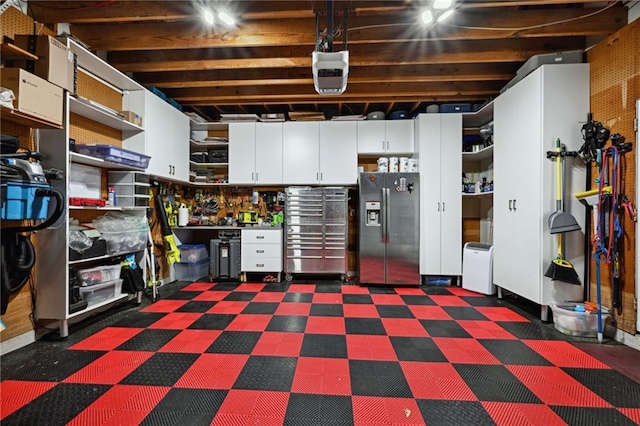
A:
188;116;229;185
0;105;63;130
1;41;39;60
69;97;144;132
70;152;146;171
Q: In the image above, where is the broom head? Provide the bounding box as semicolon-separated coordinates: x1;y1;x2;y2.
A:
545;257;581;285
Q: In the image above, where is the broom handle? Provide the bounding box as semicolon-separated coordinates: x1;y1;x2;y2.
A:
556;139;563;257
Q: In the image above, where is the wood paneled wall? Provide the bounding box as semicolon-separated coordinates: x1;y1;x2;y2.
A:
587;18;639;333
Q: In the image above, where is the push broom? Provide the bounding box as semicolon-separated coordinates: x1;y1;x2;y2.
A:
545;139;581;284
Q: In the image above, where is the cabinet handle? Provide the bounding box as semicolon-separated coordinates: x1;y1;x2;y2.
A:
256;250;265;253
256;235;265;239
437;202;440;211
508;199;513;211
442;202;445;212
383;141;385;150
513;199;517;211
320;172;323;181
169;164;172;175
256;263;265;268
256;172;259;181
387;141;390;150
252;172;255;181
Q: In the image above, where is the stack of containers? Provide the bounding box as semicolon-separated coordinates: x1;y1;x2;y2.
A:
92;212;149;255
175;244;210;282
76;264;123;308
107;171;151;207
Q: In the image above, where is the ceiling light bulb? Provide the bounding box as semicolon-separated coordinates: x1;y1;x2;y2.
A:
433;0;453;10
421;10;434;24
218;11;235;26
437;9;455;22
203;9;214;25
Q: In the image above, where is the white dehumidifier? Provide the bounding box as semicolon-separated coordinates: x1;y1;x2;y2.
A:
462;242;495;295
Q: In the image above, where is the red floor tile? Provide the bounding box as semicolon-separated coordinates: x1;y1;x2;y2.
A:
433;338;501;365
475;307;530;322
429;295;471;307
407;305;453;320
287;284;316;293
67;385;169;426
174;353;249;389
456;320;518;340
206;301;249;314
305;316;346;334
140;299;188;313
313;293;343;304
69;327;144;351
482;402;568;426
147;312;202;329
158;330;222;353
236;283;266;292
352;396;425;425
448;287;486;297
252;292;286;303
346;335;397;361
370;294;405;305
341;285;370;294
523;340;611;368
400;362;477;400
394;287;429;295
252;332;304;357
192;290;231;302
274;302;311;316
225;314;272;331
0;380;57;420
381;318;429;337
343;304;380;318
181;283;216;292
507;365;612;407
63;351;154;385
213;390;289;425
618;408;640;424
291;358;351;395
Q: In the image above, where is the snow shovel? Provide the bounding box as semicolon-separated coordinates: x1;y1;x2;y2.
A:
548;139;581;234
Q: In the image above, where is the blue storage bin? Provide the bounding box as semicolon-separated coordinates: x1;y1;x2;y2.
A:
1;181;51;220
178;244;208;263
75;144;151;169
440;103;473;113
149;86;167;101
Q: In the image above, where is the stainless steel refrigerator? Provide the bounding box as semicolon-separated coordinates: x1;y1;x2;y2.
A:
359;172;420;285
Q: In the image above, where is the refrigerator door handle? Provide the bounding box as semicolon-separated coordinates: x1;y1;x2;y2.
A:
385;188;391;242
381;188;387;243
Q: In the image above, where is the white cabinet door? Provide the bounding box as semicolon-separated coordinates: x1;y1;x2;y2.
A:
357;121;386;154
171;109;190;182
283;122;320;184
228;123;257;184
319;121;357;184
144;93;173;178
439;114;462;276
255;123;283;184
385;120;414;154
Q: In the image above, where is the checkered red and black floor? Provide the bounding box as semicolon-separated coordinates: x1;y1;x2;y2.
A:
2;281;640;425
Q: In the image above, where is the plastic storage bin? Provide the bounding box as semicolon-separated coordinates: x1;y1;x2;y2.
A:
108;171;150;185
178;244;208;263
79;278;123;308
77;265;121;286
175;258;210;282
115;195;149;208
75;144;151;169
101;229;147;254
110;184;150;196
550;303;610;337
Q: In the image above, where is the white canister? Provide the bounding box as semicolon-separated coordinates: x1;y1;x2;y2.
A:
377;157;389;172
178;203;189;227
389;157;399;173
399;157;409;172
407;158;418;172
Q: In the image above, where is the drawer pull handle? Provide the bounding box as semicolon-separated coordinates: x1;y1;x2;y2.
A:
256;263;264;267
256;250;265;253
256;236;265;239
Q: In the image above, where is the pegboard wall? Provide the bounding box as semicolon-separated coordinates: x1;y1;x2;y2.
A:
70;114;122;147
77;70;123;113
0;6;54;40
587;18;640;334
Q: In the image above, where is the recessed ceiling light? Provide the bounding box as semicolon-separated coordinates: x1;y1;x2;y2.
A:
203;9;214;25
218;11;235;26
437;9;455;22
433;0;453;10
421;10;434;24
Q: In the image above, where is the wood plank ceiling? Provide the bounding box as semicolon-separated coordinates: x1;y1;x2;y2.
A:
29;0;627;120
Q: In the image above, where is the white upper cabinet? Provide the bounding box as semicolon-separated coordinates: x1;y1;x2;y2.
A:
357;120;414;155
319;121;357;185
228;122;283;185
283;122;320;184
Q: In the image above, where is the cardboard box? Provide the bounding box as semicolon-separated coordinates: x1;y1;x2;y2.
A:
119;110;143;127
13;35;76;94
1;68;63;126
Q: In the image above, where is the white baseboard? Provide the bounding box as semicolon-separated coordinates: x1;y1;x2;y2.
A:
0;330;36;356
613;328;640;351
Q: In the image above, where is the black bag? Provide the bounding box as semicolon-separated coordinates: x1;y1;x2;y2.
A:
121;266;145;293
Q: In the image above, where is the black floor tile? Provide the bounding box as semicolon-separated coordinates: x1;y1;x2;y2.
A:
2;383;110;426
241;302;279;314
175;301;217;313
345;318;386;335
314;283;343;293
461;296;504;307
1;349;105;382
497;321;564;340
416;400;495;426
223;292;257;301
420;320;472;338
367;286;398;294
400;295;435;305
266;315;308;333
162;290;200;300
300;334;348;358
421;286;453;295
233;355;297;391
116;329;181;352
141;388;227;426
187;314;236;330
262;282;290;292
375;305;414;318
390;337;448;362
120;352;199;386
210;282;241;291
454;364;543;403
443;306;489;320
479;340;553;366
310;304;344;317
283;293;313;303
562;368;640;408
285;393;354;426
551;406;639;426
349;360;412;397
111;312;167;328
205;331;261;354
342;294;373;304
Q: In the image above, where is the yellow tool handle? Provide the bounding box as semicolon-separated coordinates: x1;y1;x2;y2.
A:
557;232;563;257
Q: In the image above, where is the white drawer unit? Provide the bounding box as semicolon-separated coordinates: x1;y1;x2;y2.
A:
241;228;283;282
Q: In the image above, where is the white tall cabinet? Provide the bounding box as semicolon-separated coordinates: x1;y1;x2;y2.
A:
493;64;589;319
417;113;462;276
